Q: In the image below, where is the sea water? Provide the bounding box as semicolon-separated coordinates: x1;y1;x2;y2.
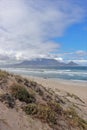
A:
1;66;87;81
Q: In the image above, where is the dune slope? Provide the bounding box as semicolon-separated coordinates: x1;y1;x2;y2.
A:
0;70;87;130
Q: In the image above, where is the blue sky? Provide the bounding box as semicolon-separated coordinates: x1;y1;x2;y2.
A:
54;23;87;51
52;21;87;64
0;0;87;65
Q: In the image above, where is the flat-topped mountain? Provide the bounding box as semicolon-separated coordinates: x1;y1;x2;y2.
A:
17;58;65;67
10;58;78;68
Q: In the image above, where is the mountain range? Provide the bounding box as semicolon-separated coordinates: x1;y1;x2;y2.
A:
10;58;78;68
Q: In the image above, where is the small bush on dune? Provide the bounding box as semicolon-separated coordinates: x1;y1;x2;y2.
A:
24;103;57;125
30;81;37;87
48;101;63;115
0;70;9;79
11;84;36;103
15;75;24;83
0;93;15;108
38;104;57;124
23;103;38;115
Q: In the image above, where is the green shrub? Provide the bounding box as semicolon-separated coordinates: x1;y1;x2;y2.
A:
11;84;36;103
0;93;15;108
38;105;57;124
15;75;24;83
0;70;9;79
23;103;38;115
30;81;37;87
24;103;57;125
48;101;63;115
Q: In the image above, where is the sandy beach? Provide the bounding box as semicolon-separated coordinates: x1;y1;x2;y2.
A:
26;76;87;103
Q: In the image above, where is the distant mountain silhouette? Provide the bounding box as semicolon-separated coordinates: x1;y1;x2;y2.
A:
11;58;78;68
66;61;78;66
14;58;65;68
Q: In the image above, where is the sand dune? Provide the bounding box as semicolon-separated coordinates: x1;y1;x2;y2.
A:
0;71;87;130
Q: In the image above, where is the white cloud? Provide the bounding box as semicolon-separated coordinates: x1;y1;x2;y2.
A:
0;0;86;62
54;57;63;62
72;60;87;65
75;50;87;56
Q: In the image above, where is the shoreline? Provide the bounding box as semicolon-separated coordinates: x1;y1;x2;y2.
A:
18;74;87;83
1;67;87;83
23;74;87;86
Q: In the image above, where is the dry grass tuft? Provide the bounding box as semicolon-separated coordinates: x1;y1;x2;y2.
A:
11;84;36;103
65;107;87;129
0;70;9;81
0;93;15;108
23;103;57;125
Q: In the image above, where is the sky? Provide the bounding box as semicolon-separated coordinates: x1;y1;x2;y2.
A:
0;0;87;65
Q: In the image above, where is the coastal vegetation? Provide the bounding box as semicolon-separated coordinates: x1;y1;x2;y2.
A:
0;70;87;130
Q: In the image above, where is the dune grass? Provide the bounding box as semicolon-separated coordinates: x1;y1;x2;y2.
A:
23;103;57;125
11;84;36;103
65;107;87;129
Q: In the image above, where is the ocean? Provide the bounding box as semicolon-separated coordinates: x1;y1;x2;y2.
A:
1;66;87;82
